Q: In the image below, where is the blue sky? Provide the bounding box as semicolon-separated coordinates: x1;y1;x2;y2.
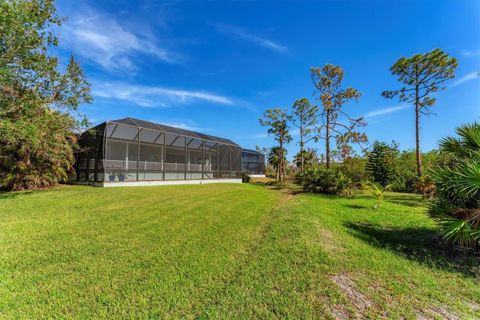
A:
56;0;480;159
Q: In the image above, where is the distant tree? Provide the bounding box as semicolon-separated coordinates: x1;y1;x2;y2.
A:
311;64;367;169
366;141;399;187
259;108;292;181
255;145;270;167
293;148;319;170
289;98;318;173
382;48;458;177
268;146;288;181
0;0;92;190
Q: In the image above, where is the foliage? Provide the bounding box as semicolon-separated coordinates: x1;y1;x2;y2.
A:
259;108;291;181
366;141;398;187
297;166;349;195
383;48;458;176
265;165;276;179
429;122;480;249
340;156;367;185
242;173;251;183
288;98;318;173
0;0;91;190
365;181;390;208
267;146;288;181
311;64;367;168
293;148;319;170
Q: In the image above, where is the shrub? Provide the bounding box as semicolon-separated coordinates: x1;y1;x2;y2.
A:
365;181;390;208
340;156;367;186
429;122;480;250
242;173;251;183
366;141;398;187
298;167;349;195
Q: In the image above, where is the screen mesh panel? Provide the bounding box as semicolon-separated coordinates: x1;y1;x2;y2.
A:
72;118;242;183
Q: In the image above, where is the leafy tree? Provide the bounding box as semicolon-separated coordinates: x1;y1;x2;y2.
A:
259;108;292;181
366;141;399;187
311;64;367;169
289;98;318;173
382;48;458;177
267;146;288;181
0;0;91;190
293;148;319;170
430;122;480;249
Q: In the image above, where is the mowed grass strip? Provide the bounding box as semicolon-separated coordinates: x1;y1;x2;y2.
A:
0;184;281;318
1;184;479;319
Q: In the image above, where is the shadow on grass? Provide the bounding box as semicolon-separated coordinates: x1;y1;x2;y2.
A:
345;222;480;278
384;194;426;208
0;190;35;200
343;204;369;209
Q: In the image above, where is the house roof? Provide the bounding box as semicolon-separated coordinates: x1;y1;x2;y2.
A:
242;148;263;154
104;117;240;146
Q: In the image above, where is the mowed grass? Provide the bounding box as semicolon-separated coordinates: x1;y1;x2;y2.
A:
1;184;479;319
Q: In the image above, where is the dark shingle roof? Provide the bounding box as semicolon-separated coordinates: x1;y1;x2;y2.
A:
107;117;239;146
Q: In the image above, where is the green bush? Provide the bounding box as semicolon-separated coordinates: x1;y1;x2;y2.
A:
429;122;480;250
242;173;251;183
340;157;367;186
297;167;349;195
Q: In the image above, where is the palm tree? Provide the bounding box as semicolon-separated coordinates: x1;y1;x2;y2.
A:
430;122;480;249
268;146;288;181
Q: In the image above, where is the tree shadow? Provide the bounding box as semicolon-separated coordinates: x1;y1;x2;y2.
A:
345;222;480;278
384;194;426;208
0;190;35;200
343;204;369;209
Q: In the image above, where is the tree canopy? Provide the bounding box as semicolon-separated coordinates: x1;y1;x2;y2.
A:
0;0;91;190
259;108;291;181
311;64;367;168
382;48;457;176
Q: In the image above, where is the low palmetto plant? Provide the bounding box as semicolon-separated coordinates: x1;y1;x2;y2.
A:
429;122;480;250
365;181;390;208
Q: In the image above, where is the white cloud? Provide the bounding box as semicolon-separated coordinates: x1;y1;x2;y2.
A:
251;133;269;139
92;81;234;107
364;104;410;118
62;10;177;71
451;71;480;87
212;23;288;53
161;122;208;132
461;49;480;57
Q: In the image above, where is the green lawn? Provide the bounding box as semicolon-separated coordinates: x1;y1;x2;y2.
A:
1;184;479;319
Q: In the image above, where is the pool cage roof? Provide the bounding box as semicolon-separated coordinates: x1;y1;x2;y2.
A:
95;117;240;146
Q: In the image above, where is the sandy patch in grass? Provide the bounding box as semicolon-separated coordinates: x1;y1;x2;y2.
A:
415;306;460;320
330;274;372;315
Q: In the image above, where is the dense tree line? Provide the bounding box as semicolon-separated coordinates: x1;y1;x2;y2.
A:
0;0;91;190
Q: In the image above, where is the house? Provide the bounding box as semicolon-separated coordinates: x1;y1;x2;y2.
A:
71;118;244;187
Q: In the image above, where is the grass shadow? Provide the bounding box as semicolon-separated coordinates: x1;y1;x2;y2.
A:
384;194;426;208
343;204;369;209
345;222;480;278
0;190;36;200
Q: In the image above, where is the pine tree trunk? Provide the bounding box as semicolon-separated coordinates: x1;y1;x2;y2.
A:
279;137;284;182
325;112;330;169
300;128;304;173
415;86;423;177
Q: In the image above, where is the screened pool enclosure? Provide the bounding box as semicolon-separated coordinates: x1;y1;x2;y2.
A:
241;149;265;176
73;118;242;184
